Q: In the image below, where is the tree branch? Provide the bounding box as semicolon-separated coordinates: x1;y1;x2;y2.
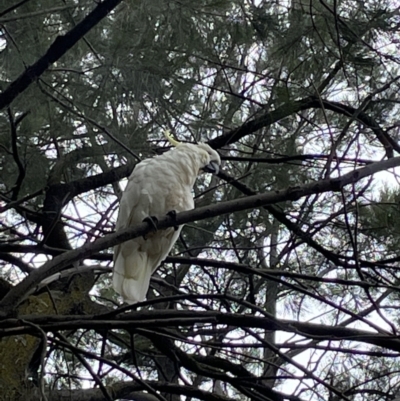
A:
0;0;123;110
208;96;396;158
3;308;400;353
1;156;400;316
40;163;134;248
29;381;238;401
7;107;25;200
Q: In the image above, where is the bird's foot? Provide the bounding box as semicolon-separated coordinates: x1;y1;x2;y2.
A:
167;210;179;231
142;215;159;239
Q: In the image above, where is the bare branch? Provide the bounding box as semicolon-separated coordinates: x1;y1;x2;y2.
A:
0;0;123;110
208;96;397;158
2;156;400;316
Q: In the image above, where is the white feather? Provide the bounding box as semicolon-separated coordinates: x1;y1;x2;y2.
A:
113;142;221;303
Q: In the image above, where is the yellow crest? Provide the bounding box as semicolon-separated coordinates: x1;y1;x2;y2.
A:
164;130;181;147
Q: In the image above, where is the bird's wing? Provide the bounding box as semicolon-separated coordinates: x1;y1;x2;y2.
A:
113;156;193;303
113;225;183;302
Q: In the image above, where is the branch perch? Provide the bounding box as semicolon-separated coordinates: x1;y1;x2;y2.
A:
1;156;400;316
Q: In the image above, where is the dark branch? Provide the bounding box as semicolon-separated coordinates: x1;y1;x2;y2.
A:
1;156;400;316
7;107;25;200
3;309;400;353
40;163;134;249
29;381;240;401
208;96;396;158
59;162;134;205
0;252;33;274
0;0;123;110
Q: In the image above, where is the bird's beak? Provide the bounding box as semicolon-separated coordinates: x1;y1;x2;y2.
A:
203;161;220;175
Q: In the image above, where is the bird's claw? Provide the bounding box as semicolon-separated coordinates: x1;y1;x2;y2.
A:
142;215;159;239
167;210;179;231
143;215;158;230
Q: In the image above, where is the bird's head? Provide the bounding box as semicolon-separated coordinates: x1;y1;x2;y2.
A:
196;143;221;175
164;130;221;176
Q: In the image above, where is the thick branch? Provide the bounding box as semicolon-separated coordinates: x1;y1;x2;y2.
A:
57;162;134;205
8;107;25;200
41;162;134;248
0;0;123;110
1;156;400;316
208;96;396;157
30;381;238;401
0;252;32;274
2;309;400;353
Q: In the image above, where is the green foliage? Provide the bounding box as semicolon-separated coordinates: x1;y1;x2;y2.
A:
359;187;400;252
1;0;400;400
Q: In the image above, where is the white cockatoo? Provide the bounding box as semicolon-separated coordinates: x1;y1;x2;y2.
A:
113;131;221;303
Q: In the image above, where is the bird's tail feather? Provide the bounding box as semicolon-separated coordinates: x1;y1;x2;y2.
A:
113;248;152;304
